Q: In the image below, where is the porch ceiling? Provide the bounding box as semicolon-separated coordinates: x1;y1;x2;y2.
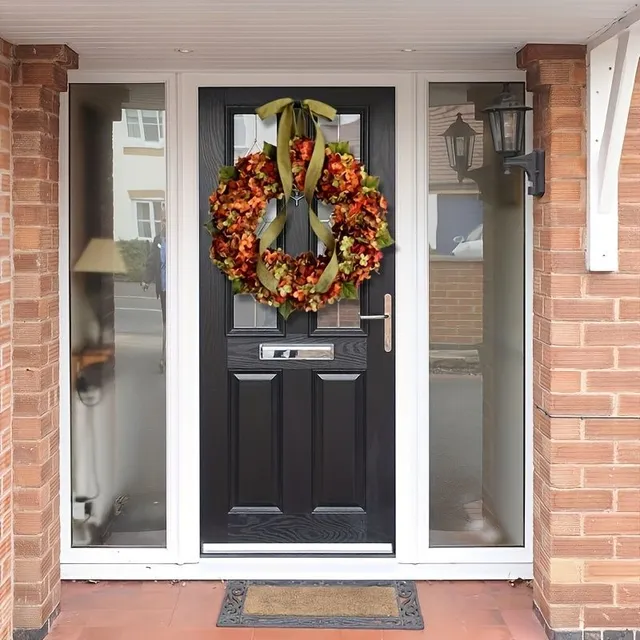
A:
0;0;636;71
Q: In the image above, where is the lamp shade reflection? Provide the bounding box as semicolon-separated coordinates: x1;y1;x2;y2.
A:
73;238;127;274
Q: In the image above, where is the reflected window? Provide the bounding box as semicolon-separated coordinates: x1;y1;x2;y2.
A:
428;83;526;548
125;108;164;143
70;84;167;548
231;113;278;329
135;200;164;240
316;114;362;329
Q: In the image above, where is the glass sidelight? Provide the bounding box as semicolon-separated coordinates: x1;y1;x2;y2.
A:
69;83;167;547
427;83;526;548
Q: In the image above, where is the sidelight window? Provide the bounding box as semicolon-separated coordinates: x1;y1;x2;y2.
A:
69;84;168;548
427;82;526;548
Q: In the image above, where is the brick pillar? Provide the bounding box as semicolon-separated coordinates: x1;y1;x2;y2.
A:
518;44;640;636
11;44;77;635
0;39;14;640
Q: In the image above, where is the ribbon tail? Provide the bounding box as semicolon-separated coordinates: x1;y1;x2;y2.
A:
308;206;338;294
304;108;339;294
277;104;294;201
315;251;340;294
304;114;326;203
256;207;287;292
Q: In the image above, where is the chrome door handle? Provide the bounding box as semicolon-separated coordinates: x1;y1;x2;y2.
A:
360;294;392;353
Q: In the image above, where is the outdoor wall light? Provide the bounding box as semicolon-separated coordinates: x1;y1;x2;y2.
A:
482;84;545;197
441;113;477;182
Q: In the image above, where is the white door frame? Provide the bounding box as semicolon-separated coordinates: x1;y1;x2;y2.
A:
59;70;533;579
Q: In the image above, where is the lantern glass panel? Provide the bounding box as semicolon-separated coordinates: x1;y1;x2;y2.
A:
487;111;503;153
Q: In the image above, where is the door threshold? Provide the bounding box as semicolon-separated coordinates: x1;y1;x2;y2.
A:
201;543;393;555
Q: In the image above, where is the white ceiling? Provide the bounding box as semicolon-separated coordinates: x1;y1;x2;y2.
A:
0;0;635;71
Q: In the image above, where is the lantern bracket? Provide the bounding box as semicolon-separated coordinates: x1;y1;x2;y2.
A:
503;150;546;197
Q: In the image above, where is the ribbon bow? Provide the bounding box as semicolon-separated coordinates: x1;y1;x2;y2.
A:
254;97;340;295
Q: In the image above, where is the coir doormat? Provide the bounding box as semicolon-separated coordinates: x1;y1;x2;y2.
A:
217;580;424;630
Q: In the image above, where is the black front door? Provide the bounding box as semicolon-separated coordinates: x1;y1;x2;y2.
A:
199;87;395;550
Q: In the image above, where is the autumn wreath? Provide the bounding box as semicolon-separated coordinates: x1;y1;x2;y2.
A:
205;98;393;318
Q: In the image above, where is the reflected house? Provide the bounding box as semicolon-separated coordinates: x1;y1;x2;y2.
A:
113;87;167;244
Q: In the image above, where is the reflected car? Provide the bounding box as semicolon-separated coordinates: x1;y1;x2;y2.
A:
452;223;483;259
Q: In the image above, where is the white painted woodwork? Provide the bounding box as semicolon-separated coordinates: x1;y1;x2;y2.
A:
587;25;640;271
0;0;637;70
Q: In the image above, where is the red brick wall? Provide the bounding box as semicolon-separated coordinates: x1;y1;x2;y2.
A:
430;258;483;345
0;39;13;640
519;44;640;632
11;44;77;634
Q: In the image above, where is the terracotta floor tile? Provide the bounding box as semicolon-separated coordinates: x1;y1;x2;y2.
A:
170;586;224;628
253;629;343;640
55;579;539;640
78;629;125;640
48;626;83;640
120;629;253;640
63;609;175;628
70;588;179;611
501;610;547;640
462;609;504;627
385;625;469;640
337;631;383;640
469;628;514;640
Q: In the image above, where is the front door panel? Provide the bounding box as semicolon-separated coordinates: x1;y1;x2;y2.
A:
199;87;395;549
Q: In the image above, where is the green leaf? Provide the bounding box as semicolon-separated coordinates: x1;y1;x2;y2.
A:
231;279;244;294
341;282;358;299
203;219;217;236
363;175;380;190
219;165;238;182
278;300;294;319
327;141;351;155
377;226;395;249
263;142;277;159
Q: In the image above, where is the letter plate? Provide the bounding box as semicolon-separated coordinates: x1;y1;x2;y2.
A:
259;344;335;361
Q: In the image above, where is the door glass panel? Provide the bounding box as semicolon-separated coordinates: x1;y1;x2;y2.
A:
317;114;362;329
69;83;167;547
427;83;526;548
232;113;278;329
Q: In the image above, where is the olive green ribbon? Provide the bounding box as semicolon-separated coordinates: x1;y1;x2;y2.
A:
255;98;340;294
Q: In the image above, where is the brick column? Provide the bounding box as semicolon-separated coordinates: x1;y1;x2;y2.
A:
518;44;640;636
0;39;14;640
11;44;77;635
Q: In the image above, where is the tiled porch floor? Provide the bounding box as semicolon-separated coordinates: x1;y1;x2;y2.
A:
50;579;546;639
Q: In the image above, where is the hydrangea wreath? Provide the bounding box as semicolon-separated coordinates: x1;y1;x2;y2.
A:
205;98;393;318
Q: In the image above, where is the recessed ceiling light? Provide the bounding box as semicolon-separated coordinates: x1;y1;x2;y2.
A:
175;48;194;54
401;48;416;53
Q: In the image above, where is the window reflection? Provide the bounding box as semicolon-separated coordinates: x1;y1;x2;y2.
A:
232;113;278;329
317;114;362;329
428;83;525;548
70;84;167;547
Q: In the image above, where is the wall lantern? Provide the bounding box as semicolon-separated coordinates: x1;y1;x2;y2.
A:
482;84;545;197
441;113;477;181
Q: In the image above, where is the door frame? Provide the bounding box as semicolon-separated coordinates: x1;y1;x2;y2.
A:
183;73;416;564
59;69;533;578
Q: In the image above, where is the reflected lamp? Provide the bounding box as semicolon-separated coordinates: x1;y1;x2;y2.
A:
441;113;477;181
72;237;127;405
